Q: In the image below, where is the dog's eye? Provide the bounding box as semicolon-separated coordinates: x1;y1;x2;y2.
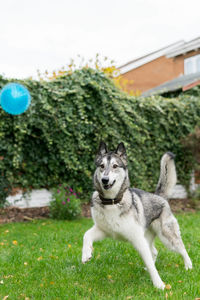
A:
100;164;104;169
113;164;118;169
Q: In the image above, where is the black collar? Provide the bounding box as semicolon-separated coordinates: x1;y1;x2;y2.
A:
99;194;122;205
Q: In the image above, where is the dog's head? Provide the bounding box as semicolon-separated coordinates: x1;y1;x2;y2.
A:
95;141;127;191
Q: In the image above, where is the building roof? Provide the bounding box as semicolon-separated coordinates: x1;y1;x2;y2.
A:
142;72;200;97
119;37;200;75
166;37;200;58
119;41;184;74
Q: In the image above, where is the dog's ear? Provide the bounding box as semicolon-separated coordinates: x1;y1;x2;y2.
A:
115;142;127;165
115;142;126;156
95;141;108;165
97;141;108;156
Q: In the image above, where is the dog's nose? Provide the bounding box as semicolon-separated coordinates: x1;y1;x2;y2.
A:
102;177;109;185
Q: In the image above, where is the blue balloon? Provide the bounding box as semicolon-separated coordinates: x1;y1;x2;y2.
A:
0;83;31;115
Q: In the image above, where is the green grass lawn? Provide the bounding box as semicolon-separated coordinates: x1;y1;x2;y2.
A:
0;213;200;300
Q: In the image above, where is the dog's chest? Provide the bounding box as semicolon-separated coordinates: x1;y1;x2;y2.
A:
92;204;134;239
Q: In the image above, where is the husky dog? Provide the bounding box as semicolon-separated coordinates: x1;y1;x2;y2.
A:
82;142;192;289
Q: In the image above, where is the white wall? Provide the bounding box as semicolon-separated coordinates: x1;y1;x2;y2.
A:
6;182;199;208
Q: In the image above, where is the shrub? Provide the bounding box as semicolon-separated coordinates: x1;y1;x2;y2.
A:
190;186;200;209
0;174;11;207
0;69;200;205
49;184;81;220
182;125;200;168
181;125;200;190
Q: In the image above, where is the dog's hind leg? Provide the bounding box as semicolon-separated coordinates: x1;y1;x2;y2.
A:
153;210;192;270
82;225;106;263
129;228;165;290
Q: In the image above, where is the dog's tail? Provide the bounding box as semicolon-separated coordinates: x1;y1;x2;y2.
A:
155;152;177;200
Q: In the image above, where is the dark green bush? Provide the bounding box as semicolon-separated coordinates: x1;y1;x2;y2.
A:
0;174;11;207
182;125;200;168
0;68;199;205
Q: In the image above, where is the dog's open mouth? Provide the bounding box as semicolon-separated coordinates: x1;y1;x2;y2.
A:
103;180;116;190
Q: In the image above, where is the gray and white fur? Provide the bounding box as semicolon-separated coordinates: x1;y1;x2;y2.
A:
82;142;192;290
155;152;177;199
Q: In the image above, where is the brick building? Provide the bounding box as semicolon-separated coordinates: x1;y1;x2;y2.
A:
119;37;200;96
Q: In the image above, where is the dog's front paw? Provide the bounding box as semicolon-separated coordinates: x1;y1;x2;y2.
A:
153;280;165;290
82;246;93;264
185;258;192;270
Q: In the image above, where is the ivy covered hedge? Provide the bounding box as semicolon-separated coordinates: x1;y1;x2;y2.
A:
0;68;200;204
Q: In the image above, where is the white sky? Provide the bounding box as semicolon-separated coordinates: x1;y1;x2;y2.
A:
0;0;200;79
